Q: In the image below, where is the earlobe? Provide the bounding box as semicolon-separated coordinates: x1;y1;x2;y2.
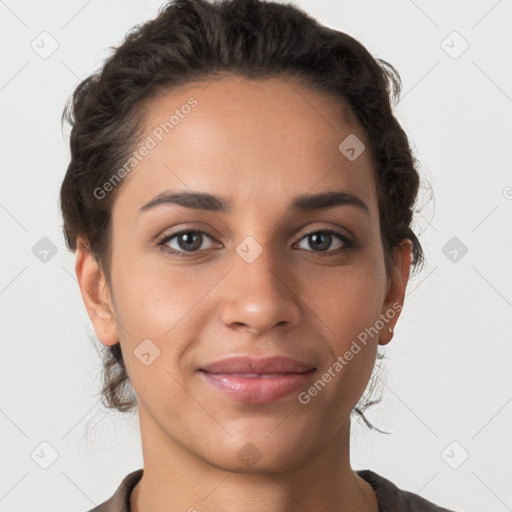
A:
378;240;412;346
75;238;119;347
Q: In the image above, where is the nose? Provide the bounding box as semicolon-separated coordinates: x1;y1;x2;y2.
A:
220;243;302;337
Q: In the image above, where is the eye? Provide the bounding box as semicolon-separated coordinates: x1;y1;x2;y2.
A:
158;229;219;256
294;230;353;256
157;227;354;258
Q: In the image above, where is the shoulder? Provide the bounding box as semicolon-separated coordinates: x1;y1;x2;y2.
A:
356;469;459;512
85;467;459;512
85;469;143;512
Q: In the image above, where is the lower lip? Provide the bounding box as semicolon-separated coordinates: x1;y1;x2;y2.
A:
199;370;315;404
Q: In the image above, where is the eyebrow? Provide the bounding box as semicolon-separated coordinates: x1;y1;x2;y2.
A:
138;189;370;216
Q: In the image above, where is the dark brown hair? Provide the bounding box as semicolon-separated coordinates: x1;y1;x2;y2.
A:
60;0;426;430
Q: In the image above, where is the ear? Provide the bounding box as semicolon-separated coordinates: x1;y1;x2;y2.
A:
378;240;412;346
74;237;119;347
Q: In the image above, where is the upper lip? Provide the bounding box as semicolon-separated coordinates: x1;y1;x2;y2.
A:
199;356;315;375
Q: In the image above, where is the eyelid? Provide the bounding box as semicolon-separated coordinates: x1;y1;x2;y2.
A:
293;228;354;254
294;221;355;240
156;223;355;257
297;227;351;242
155;222;219;243
156;227;219;250
156;222;352;244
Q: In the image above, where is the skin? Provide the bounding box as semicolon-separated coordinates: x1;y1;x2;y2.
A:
76;75;412;512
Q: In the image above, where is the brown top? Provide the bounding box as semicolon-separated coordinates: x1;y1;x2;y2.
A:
86;468;457;512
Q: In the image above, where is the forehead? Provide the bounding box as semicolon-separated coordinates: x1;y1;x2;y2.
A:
113;75;378;219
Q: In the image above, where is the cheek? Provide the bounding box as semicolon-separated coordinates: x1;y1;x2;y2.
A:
109;250;216;388
111;244;204;333
301;252;385;391
303;253;387;342
111;262;203;412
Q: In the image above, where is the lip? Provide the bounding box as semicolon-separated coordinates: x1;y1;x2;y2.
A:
198;356;316;404
199;355;315;374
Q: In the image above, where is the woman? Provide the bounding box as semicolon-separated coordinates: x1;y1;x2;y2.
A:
60;0;456;510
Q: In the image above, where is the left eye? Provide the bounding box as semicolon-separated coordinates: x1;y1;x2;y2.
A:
295;230;350;253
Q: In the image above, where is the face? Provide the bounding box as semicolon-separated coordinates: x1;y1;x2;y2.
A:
78;74;411;473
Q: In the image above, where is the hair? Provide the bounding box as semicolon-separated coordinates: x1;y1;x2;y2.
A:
60;0;426;431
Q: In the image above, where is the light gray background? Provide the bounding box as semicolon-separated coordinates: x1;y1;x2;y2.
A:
1;1;511;511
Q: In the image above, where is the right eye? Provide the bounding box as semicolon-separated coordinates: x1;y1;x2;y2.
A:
157;229;220;257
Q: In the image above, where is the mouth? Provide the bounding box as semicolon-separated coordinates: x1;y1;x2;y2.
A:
199;355;315;374
197;356;316;404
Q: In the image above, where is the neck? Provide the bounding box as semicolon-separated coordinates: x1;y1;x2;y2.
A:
130;408;378;512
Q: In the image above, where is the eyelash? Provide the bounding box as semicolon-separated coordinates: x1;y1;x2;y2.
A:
156;228;355;258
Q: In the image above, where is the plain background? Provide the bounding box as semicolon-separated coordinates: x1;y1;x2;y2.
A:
1;1;511;511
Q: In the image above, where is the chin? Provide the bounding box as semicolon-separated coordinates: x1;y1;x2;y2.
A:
201;431;317;474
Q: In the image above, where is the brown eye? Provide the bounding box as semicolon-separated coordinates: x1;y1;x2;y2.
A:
158;229;218;256
295;230;353;255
